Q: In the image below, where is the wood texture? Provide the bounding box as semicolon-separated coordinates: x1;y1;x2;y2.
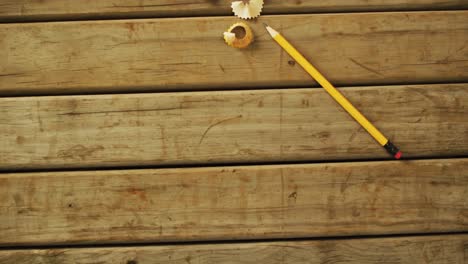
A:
0;158;467;246
1;84;467;170
0;235;467;263
1;11;467;95
1;0;467;22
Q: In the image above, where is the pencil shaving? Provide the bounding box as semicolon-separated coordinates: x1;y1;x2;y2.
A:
231;0;264;19
224;22;254;48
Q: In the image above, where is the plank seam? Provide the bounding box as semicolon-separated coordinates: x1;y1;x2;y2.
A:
1;8;467;24
1;80;468;99
1;231;467;251
1;155;467;175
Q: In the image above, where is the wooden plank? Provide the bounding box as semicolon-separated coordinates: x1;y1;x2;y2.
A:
1;84;467;170
1;0;467;22
1;11;467;95
0;158;467;246
0;235;466;264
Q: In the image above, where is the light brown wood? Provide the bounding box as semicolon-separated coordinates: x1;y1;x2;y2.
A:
1;0;467;22
1;11;467;95
1;84;467;170
0;235;466;263
0;158;467;246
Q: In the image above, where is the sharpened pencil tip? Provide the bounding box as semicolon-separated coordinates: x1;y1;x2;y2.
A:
262;22;269;27
264;24;279;38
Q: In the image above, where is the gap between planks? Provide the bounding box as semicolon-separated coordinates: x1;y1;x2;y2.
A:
0;0;467;22
1;230;467;251
0;234;467;263
1;154;468;175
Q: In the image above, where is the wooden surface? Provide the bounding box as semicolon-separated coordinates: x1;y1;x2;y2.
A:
1;0;467;260
0;234;466;263
1;11;468;95
0;158;466;246
1;83;467;170
1;0;467;22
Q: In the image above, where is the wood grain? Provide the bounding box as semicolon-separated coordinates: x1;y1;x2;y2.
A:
1;11;467;95
1;84;467;170
0;158;467;246
0;235;466;263
1;0;467;22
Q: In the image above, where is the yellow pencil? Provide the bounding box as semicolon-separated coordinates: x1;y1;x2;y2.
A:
264;24;402;159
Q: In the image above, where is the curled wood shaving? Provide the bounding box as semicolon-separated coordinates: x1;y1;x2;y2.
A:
223;22;254;49
231;0;264;19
